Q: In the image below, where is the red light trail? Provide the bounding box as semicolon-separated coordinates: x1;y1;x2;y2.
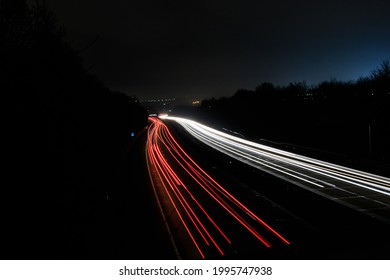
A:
146;117;290;259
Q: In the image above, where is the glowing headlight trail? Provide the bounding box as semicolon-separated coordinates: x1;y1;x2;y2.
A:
160;116;390;221
146;117;290;259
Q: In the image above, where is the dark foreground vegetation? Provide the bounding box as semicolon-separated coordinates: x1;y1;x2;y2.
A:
177;61;390;166
1;0;148;258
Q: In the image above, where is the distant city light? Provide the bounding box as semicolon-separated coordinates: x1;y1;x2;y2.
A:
140;98;177;103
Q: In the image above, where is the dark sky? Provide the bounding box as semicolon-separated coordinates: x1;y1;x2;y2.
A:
45;0;390;100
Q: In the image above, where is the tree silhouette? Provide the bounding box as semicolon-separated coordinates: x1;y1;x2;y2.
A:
371;59;390;80
2;0;148;259
199;60;390;164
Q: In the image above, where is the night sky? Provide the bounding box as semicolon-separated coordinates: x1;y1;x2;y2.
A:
45;0;390;100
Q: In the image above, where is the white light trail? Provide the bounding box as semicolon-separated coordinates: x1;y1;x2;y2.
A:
160;116;390;198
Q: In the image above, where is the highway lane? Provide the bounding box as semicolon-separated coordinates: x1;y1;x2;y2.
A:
160;115;390;224
146;117;291;259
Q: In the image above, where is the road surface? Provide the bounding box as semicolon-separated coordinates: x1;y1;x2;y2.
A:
147;116;390;259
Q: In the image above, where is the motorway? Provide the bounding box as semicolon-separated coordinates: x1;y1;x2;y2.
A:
147;116;390;259
146;117;291;259
160;116;390;224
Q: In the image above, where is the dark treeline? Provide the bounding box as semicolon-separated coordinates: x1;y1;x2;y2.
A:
1;0;147;258
199;61;390;164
